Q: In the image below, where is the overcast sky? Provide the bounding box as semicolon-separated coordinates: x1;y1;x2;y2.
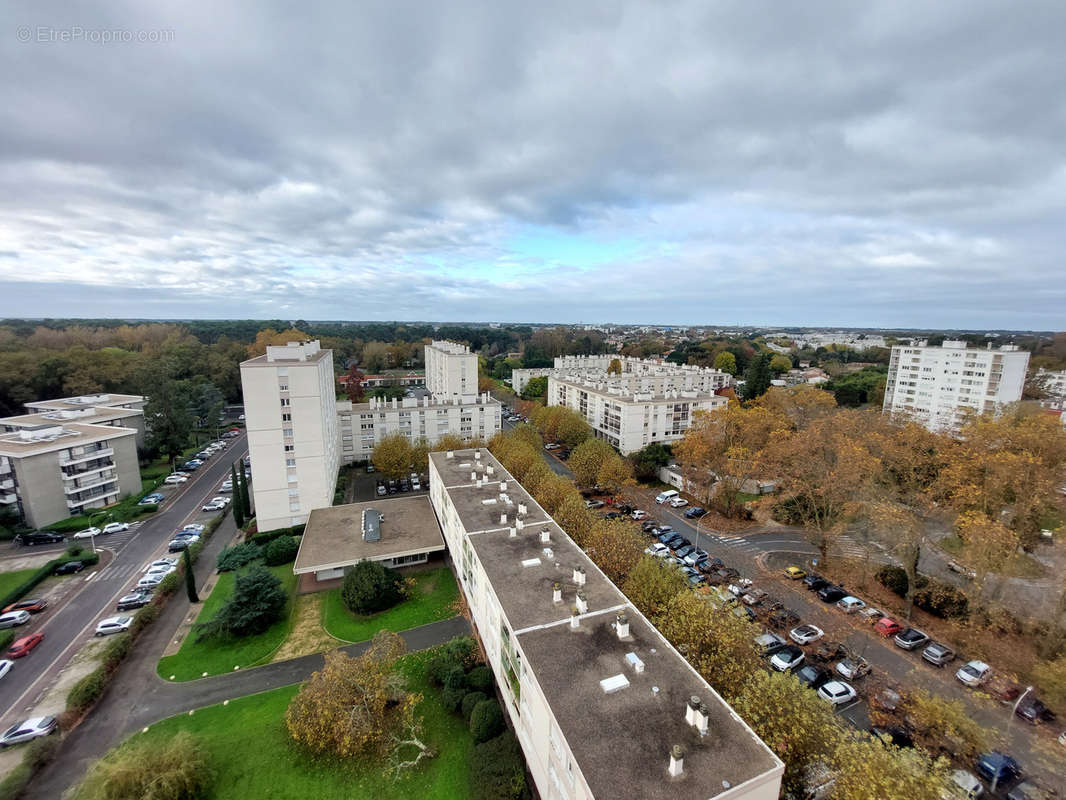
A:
2;1;1063;329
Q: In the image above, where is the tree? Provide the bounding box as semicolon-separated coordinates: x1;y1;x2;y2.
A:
555;411;591;449
596;454;634;495
238;462;251;517
607;358;622;375
285;631;430;770
568;438;616;487
1031;656;1066;710
230;465;244;528
410;438;430;474
344;365;367;403
829;734;950;800
755;385;837;430
891;689;987;761
141;369;194;466
372;433;414;479
360;341;391;372
532;473;575;516
769;354;793;374
520;376;548;401
585;519;644;583
469;699;506;743
182;547;198;604
553;493;595;547
630;442;672;481
194;565;286;641
342;560;403;614
740;353;773;401
621;556;687;619
78;731;212;800
713;351;737;375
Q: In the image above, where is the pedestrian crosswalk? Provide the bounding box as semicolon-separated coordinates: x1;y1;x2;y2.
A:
94;561;144;583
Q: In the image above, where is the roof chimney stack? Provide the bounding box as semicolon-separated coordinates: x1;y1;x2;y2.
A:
540;528;550;543
508;526;517;538
570;609;580;629
471;471;477;482
572;565;586;585
518;502;527;516
553;582;562;603
500;513;507;526
576;590;588;614
668;745;684;778
500;481;507;492
616;612;630;639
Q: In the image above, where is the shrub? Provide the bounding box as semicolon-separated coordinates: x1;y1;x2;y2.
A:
441;685;467;713
470;699;506;743
67;667;108;713
440;636;479;671
877;565;911;597
0;630;13;652
66;544;85;557
461;691;488;721
466;664;494;693
340;560;403;615
24;735;61;772
470;731;528;800
78;730;212;800
130;602;160;636
443;666;469;692
216;542;262;572
425;654;452;687
263;536;298;566
195;564;286;641
156;571;182;598
101;633;132;671
0;763;32;800
914;581;969;619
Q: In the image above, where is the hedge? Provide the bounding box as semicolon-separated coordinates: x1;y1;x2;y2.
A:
0;630;13;652
877;565;969;619
0;552;100;610
470;731;529;800
248;523;304;546
67;667;108;714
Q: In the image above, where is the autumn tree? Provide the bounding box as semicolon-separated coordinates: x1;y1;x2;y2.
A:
78;731;213;800
360;341;391;372
891;689;987;762
585;519;644;583
568;438;616;487
769;354;793;374
621;556;687;620
1031;656;1066;710
345;365;367;402
830;735;950;800
430;433;467;452
755;385;837;430
596;454;634;495
532;473;575;515
410;438;430;474
954;511;1020;605
553;493;595;547
555;411;591;449
372;433;414;479
713;351;737;375
607;358;622;375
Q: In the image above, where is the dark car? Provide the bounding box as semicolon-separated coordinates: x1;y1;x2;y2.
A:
178;461;200;472
54;560;85;575
769;608;801;629
674;545;695;559
811;641;846;663
795;665;831;690
659;532;684;547
1015;696;1056;725
617;504;634;515
817;585;847;603
116;591;154;611
640;521;659;533
870;726;913;749
603;511;624;520
893;628;930;651
1006;781;1055;800
167;538;193;552
683;506;708;519
803;574;829;591
14;531;66;546
975;752;1021;784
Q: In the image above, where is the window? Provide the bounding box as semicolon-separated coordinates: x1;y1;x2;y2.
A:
280;398;290;407
284;444;294;453
282;413;291;421
283;427;293;437
285;458;295;467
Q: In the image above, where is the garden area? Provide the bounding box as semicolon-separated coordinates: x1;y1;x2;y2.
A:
0;567;39;599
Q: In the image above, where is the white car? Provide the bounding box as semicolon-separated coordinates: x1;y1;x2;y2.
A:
818;681;857;706
631;510;647;520
163;474;189;484
769;646;805;672
182;524;206;533
0;716;57;747
955;660;992;688
0;660;13;681
137;574;165;589
145;564;177;578
102;522;129;535
148;558;178;570
951;770;984;799
219;481;233;493
789;624;824;645
73;527;102;540
95;616;133;636
837;596;866;613
669;498;689;508
646;543;670;558
0;611;31;629
202;497;231;511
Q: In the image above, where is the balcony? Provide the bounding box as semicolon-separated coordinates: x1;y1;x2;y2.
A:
64;474;117;495
66;486;119;510
59;447;114;466
61;461;115;481
0;492;16;504
0;478;13;491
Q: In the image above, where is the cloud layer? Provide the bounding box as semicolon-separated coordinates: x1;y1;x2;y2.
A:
2;0;1064;328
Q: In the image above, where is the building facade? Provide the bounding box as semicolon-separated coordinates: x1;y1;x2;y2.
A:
1035;368;1066;412
241;341;340;532
882;340;1030;432
429;448;782;800
425;340;478;397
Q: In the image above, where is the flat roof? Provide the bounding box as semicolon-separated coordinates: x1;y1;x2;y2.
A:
0;422;136;457
1;407;142;428
25;393;143;410
294;495;445;574
548;376;725;404
429;449;781;798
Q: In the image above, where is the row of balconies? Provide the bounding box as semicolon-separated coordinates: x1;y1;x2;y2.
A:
59;446;114;466
63;473;117;495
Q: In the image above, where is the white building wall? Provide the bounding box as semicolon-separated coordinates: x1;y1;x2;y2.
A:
425;340;478;397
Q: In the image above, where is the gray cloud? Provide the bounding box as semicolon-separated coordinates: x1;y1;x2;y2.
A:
0;0;1063;328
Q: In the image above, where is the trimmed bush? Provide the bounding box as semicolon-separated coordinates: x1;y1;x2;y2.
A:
263;536;298;566
216;542;262;572
467;664;494;693
461;691;488;721
470;699;506;744
0;630;14;652
441;685;467;714
156;571;182;598
426;654;452;687
340;560;403;615
249;523;304;546
443;666;469;692
24;735;61;773
101;633;132;671
130;602;160;636
0;763;32;800
67;667;108;713
877;565;911;597
915;581;969;619
470;731;529;800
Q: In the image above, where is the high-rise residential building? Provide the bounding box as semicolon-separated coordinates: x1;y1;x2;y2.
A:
425;339;478;398
882;340;1030;432
241;341;339;531
429;447;783;800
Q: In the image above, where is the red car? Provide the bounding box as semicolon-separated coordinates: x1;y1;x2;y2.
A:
8;633;44;658
874;617;902;637
2;598;47;615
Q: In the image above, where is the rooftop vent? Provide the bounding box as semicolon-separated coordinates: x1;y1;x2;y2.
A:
616;612;630;640
508;526;517;538
500;481;507;491
521;558;542;568
500;513;507;525
518;503;527;516
362;509;383;543
625;652;645;673
576;591;588;614
540;528;550;543
486;465;494;475
685;696;709;736
668;746;684;778
515;519;524;531
570;609;580;629
599;674;630;694
542;547;553;559
573;566;586;586
474;450;481;460
471;472;477;482
552;582;562;603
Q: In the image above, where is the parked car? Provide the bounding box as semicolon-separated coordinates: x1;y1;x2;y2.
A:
789;624;824;645
956;660;993;688
669;497;689;508
857;606;884;625
145;564;177;578
1006;781;1055;800
138;492;164;505
1015;696;1056;725
149;558;178;570
874;617;903;637
803;574;829;591
894;627;930;651
0;660;11;681
835;656;871;681
769;607;800;629
2;598;46;615
742;589;768;607
0;611;31;629
683;506;707;519
182;524;205;533
770;645;805;672
817;585;846;603
543;443;560;450
376;484;386;497
646;543;670;558
101;522;129;535
683;549;708;567
95;616;133;636
975;752;1021;785
202;497;231;511
784;566;807;580
795;665;832;690
219;481;233;493
163;474;188;485
631;509;647;520
754;631;787;657
54;561;85;575
137;574;165;589
72;527;102;540
922;641;956;667
950;769;984;800
13;531;64;546
818;681;857;706
0;716;57;747
168;537;196;552
674;545;694;559
8;633;44;658
811;641;846;664
117;591;153;611
837;596;866;613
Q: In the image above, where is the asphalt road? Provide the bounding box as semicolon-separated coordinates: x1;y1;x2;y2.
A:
0;434;247;730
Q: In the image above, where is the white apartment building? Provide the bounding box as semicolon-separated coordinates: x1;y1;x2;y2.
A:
548;375;728;454
1035;368;1066;412
513;355;731;397
337;392;501;463
882;340;1030;432
425;339;478;397
429;448;783;800
4;394;146;448
241;341;339;532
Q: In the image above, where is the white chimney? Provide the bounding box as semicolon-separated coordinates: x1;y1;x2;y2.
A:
500;513;507;525
446;451;454;459
574;566;586;586
576;591;588;614
475;450;481;460
540;528;550;543
570;609;580;629
668;746;684;778
487;465;495;475
471;472;477;482
518;502;527;516
516;519;524;530
553;582;562;603
685;696;700;727
500;481;507;491
616;612;630;639
509;526;517;538
695;702;709;736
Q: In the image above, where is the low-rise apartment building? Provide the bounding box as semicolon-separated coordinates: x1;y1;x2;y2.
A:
882;340;1029;432
1035;368;1066;412
1;402;146;449
429;448;783;800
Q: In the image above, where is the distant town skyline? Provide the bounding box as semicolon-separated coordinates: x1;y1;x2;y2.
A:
2;1;1063;328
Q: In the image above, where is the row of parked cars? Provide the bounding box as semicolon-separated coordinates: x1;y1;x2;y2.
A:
376;472;424;496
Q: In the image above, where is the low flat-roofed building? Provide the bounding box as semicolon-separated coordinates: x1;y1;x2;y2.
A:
429;448;783;800
23;392;145;413
1;405;145;448
294;495;446;583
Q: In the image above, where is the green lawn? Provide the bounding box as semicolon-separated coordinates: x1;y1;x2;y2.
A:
91;651;471;800
158;564;298;681
322;568;459;643
0;568;39;600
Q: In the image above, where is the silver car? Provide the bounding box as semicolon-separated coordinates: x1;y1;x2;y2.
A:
0;716;57;747
922;641;956;667
0;611;31;629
